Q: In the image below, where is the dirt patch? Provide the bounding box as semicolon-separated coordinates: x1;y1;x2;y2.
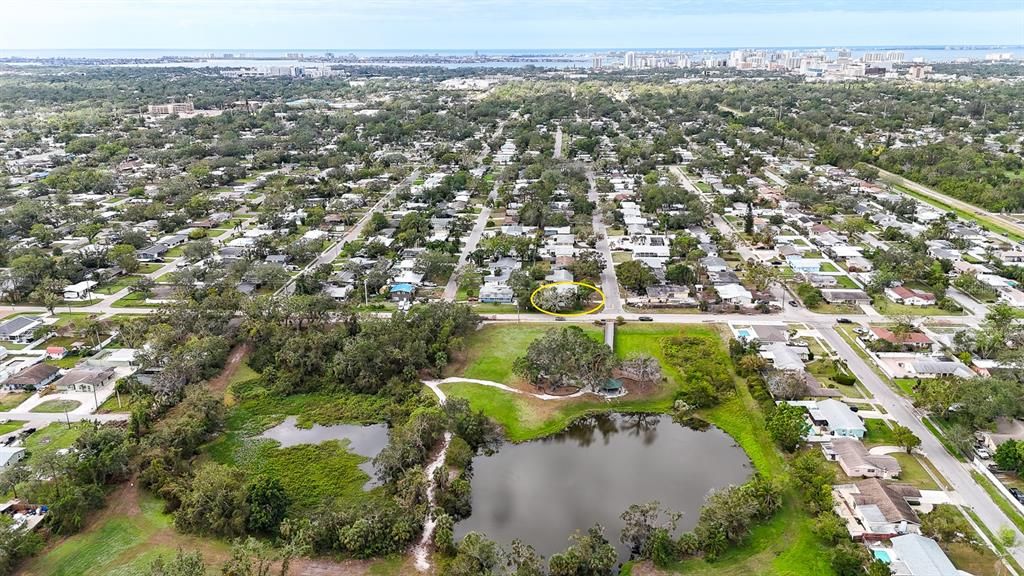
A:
208;342;252;398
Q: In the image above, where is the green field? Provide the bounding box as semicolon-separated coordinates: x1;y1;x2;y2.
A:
450;323;603;384
891;453;939;490
0;420;25;435
30;399;83;413
872;298;963;317
863;418;898;446
21;489;231;576
0;392;31;411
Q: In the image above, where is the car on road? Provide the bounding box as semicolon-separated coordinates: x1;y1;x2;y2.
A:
1010;488;1024;505
975;447;991;459
638;316;654;322
555;317;566;321
837;318;853;324
788;300;798;307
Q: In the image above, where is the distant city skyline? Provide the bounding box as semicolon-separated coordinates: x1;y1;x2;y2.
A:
1;0;1023;51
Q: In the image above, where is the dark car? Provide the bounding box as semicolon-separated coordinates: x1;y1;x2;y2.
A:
837;318;853;324
1010;488;1024;505
555;317;566;321
788;300;798;307
638;316;654;322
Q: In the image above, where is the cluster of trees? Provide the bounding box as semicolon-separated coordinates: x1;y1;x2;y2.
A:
241;298;479;395
664;332;734;408
993;439;1024;475
513;326;616;392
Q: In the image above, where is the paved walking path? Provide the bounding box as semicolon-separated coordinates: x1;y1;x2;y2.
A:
423;377;596;401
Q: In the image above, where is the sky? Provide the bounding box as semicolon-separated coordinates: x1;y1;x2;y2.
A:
1;0;1023;51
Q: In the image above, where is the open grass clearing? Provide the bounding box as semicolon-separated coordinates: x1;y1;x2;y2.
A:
0;392;31;411
30;399;82;413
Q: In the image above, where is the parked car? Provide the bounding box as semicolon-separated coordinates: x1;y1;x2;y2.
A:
638;316;654;322
975;448;991;459
788;300;798;307
837;318;853;324
555;317;566;322
1009;488;1024;505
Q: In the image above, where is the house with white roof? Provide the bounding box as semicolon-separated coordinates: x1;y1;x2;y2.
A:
884;534;959;576
808;399;866;438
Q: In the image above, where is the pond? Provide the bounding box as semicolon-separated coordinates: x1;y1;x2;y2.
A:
258;416;389;488
454;413;751;563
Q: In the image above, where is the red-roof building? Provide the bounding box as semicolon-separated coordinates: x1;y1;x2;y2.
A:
869;326;933;350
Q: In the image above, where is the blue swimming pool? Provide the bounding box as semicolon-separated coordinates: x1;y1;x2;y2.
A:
737;328;753;339
872;549;892;563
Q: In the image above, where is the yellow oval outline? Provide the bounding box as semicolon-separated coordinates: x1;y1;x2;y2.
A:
529;281;606;317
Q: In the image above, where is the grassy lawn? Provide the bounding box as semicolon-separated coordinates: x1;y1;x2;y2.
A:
891;452;939;490
863;419;898;447
470;302;521;315
30;399;82;413
612;252;633;264
23;423;87;461
92;276;140;295
449;323;603;384
805;359;863;398
20;488;232;576
0;420;25;435
893;378;918;397
46;356;85;369
441;381;674;442
0;392;31;411
135;263;163;274
111;291;162;308
943;542;1006;576
834;276;859;289
871;298;963;317
819;262;839;273
96;393;138;414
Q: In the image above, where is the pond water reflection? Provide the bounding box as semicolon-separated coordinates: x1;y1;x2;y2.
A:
454;413;751;563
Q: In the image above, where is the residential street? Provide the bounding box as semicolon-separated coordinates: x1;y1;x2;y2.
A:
277;168;420;295
816;322;1024;566
443;206;490;300
876;166;1024;243
586;169;623;313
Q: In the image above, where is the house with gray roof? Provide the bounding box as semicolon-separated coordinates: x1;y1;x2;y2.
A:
809;399;866;438
886;534;959;576
0;316;42;345
823;437;901;479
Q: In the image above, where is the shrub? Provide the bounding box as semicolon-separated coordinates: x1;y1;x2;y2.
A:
833;373;856;386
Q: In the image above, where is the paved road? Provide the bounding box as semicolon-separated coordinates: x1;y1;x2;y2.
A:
946;286;990;319
277;168;420;296
586;169;623;313
877;167;1024;242
553;125;563;160
816;322;1024;566
443;206;491;300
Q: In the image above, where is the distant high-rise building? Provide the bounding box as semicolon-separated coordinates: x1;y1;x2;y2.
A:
624;51;637;69
592;56;604;70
